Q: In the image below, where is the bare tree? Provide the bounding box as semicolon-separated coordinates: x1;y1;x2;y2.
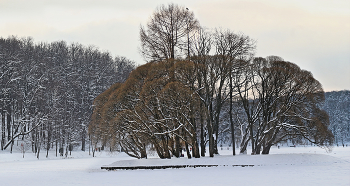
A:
140;3;199;62
236;57;334;154
190;29;255;157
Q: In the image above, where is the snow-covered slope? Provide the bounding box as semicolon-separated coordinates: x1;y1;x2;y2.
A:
0;146;349;186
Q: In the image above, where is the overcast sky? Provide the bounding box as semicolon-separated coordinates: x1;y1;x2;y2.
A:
1;0;349;91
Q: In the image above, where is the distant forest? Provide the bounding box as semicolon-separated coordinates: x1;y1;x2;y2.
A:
0;36;135;157
323;90;350;145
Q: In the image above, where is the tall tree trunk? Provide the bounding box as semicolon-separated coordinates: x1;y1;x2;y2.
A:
262;144;272;154
240;131;249;154
200;102;205;157
161;135;171;159
1;110;6;150
88;134;91;155
184;132;192;159
81;127;85;151
192;135;200;158
208;116;214;157
7;109;11;141
46;128;51;158
213;125;218;154
37;142;40;159
229;73;235;155
255;144;261;155
207;100;215;157
250;122;255;155
175;135;180;158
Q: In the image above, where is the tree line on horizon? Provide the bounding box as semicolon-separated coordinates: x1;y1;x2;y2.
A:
0;36;135;158
88;4;334;159
323;90;350;146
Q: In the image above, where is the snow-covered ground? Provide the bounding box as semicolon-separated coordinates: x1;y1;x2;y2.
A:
0;146;349;186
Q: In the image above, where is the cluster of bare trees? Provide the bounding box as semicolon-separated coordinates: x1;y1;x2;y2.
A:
90;60;203;158
89;56;334;158
88;4;333;159
234;57;334;154
0;36;135;158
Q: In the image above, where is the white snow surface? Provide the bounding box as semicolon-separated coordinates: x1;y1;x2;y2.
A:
1;146;349;186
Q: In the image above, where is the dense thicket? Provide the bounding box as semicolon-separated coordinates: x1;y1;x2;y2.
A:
323;90;350;145
0;36;135;157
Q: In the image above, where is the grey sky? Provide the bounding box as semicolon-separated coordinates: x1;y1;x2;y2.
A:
1;0;349;91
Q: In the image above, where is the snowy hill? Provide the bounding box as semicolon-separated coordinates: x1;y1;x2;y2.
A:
0;146;349;186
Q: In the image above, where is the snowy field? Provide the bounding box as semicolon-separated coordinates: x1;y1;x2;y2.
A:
0;146;349;186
